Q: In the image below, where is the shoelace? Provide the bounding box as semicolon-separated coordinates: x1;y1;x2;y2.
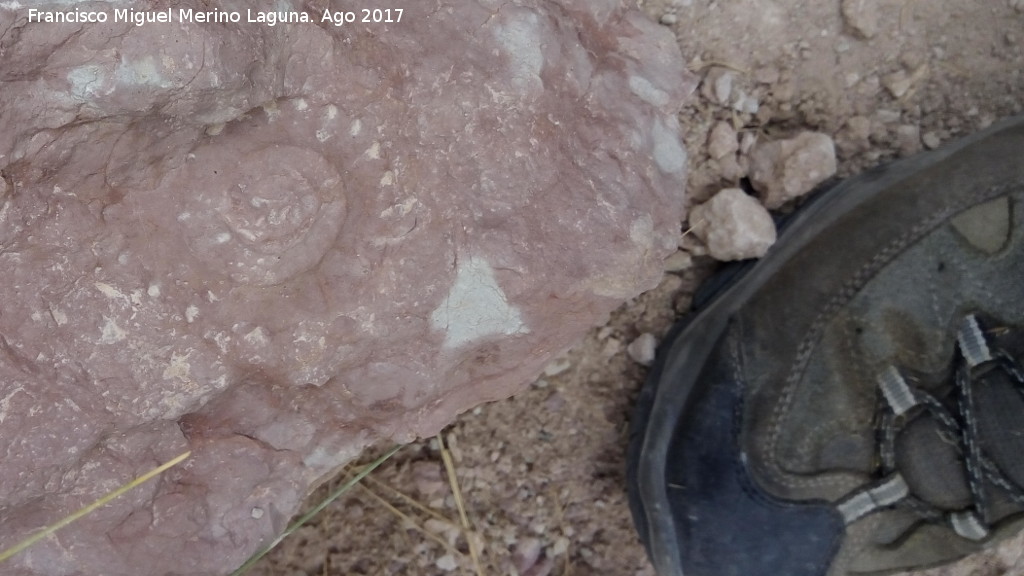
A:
836;314;1024;541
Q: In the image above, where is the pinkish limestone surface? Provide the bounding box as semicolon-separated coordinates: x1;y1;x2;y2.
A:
0;1;694;574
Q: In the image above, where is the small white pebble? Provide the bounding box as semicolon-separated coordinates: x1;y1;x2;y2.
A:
435;554;458;572
251;507;264;519
691;188;777;260
882;70;912;99
875;109;901;124
701;68;734;106
841;0;878;39
733;92;759;115
707;121;739;160
602;337;622;358
922;131;942;150
748;132;836;209
515;537;543;572
627;333;659;367
739;131;758;155
659;13;678;25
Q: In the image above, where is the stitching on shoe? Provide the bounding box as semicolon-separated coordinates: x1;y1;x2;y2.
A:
729;331;845;576
763;184;1018;492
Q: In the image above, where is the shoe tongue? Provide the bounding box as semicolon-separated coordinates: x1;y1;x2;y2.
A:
894;365;1024;516
895;415;972;510
974;368;1024;488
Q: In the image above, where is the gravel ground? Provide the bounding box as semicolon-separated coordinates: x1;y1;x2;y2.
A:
254;1;1024;575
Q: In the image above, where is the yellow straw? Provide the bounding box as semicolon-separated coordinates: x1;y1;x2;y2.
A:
438;433;485;576
0;450;192;563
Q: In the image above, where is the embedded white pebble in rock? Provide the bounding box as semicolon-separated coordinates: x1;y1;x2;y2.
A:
543;357;572;377
691;188;777;260
748;132;837;209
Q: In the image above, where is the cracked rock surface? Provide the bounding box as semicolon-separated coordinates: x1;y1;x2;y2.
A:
0;1;693;574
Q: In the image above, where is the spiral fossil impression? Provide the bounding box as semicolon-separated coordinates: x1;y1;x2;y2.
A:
175;144;345;286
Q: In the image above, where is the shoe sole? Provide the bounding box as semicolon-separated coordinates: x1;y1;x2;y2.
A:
626;115;1024;576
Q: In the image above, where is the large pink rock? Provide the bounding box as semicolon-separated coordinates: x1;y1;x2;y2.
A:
0;1;693;574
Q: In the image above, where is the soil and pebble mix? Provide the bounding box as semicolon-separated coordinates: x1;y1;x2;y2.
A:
256;1;1024;574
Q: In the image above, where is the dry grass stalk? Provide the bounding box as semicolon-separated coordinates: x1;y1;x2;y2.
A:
356;482;466;560
438;432;486;576
364;474;455;526
0;450;191;564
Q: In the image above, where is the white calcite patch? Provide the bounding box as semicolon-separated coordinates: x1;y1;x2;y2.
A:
99;315;127;343
431;257;526;349
50;306;68;326
0;387;24;425
245;326;269;347
630;215;655;248
67;65;107;101
494;12;543;92
629;75;670;107
652;117;686;173
115;55;170;89
162;351;192;382
94;282;127;301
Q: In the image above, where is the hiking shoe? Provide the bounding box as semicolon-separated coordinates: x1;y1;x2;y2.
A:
627;115;1024;576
